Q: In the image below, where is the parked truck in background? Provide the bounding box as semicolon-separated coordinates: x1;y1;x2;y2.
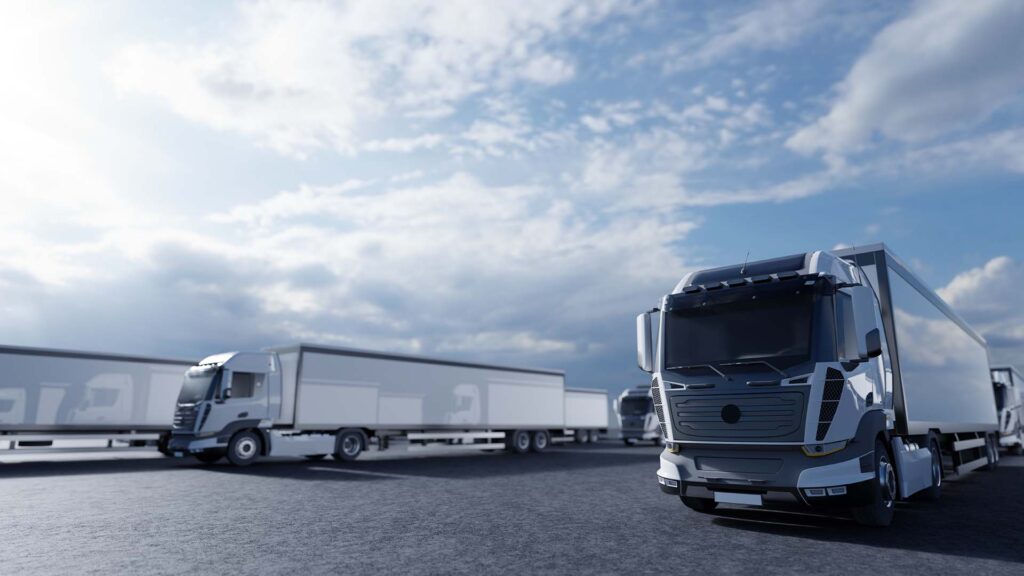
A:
0;344;192;452
168;343;606;465
615;385;662;445
992;366;1024;455
637;244;999;526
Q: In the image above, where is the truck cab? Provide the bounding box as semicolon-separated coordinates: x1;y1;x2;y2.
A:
637;250;948;526
168;352;280;464
991;366;1024;454
615;385;661;445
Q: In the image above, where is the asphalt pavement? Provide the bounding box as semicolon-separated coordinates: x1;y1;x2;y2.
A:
1;442;1022;575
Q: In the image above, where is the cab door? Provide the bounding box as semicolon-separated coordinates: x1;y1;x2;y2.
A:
202;369;270;436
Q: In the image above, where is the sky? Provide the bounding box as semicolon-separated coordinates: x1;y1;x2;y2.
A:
1;0;1023;395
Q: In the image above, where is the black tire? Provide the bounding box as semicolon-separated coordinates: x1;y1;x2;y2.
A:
574;430;589;444
1010;442;1024;456
623;439;634;446
333;429;365;462
194;451;223;464
304;454;328;461
915;437;942;501
851;438;896;527
680;496;718;513
588;430;600;443
505;430;531;454
157;434;172;457
530;430;550;453
226;430;262;467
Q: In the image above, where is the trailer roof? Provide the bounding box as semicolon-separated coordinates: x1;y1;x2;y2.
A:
0;343;195;366
565;387;609;395
833;243;987;347
266;342;565;377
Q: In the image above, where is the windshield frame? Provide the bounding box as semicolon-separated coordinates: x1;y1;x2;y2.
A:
177;367;222;404
661;275;837;375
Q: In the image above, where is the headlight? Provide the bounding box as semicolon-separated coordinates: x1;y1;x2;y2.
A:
801;439;848;457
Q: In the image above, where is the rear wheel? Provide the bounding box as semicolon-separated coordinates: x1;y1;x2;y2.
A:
680;496;718;514
506;430;531;454
851;438;896;527
194;451;223;464
623;438;635;446
226;431;262;467
333;430;365;462
530;430;550;453
574;430;589;444
1011;441;1024;456
588;430;600;443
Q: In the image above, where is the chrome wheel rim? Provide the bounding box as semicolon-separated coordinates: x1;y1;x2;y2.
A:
342;436;360;456
236;437;256;459
535;433;547;449
878;455;895;508
516;433;530;450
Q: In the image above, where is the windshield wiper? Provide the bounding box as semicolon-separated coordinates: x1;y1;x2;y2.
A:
663;363;730;381
719;360;787;378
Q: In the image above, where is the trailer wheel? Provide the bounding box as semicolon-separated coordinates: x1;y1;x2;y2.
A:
680;496;718;514
506;430;531;454
588;430;600;443
623;438;635;446
851;438;896;527
530;430;550;453
1011;441;1024;456
915;436;942;501
574;430;589;444
227;431;262;467
333;429;365;462
195;451;223;464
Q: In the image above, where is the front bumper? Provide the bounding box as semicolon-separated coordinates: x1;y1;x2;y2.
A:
621;428;659;441
657;445;876;508
167;434;226;455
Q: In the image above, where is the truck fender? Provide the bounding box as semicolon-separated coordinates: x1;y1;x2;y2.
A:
215;419;266;445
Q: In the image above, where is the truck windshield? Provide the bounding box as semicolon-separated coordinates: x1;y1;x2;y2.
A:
663;280;819;373
620;397;652;416
177;367;221;404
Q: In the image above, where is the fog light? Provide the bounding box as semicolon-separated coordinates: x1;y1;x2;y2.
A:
666;442;681;454
804;488;826;497
801;439;848;457
657;476;679;488
827;486;847;496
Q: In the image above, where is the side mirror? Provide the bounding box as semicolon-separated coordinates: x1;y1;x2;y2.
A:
637;312;654;373
865;328;882;358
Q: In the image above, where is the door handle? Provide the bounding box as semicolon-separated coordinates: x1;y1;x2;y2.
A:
238;412;248;418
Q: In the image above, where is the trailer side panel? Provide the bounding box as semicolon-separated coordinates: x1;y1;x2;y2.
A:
564;389;609;428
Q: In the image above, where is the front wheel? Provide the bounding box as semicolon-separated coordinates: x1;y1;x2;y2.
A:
851;438;896;527
226;431;262;467
680;496;718;514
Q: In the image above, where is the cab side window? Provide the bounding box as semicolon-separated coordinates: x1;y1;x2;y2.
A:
231;372;256;399
835;291;859;361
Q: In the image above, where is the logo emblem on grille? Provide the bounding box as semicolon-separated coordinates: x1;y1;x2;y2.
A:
721;404;742;424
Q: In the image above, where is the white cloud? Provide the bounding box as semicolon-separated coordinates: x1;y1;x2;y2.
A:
106;0;629;157
939;257;1024;367
788;0;1024;160
364;134;444;153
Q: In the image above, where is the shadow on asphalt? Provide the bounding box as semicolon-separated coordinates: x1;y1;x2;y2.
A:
705;463;1024;565
0;443;656;481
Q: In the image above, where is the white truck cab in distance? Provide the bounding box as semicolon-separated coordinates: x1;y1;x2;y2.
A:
615;385;662;445
991;366;1024;455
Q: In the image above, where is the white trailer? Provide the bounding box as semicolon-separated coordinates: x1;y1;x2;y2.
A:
639;244;999;526
0;344;193;451
565;387;609;443
992;366;1024;454
168;343;604;465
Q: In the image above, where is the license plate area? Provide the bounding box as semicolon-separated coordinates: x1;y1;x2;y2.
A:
713;491;763;506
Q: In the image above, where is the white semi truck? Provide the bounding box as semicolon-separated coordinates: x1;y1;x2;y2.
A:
638;244;998;526
615;385;662;445
0;344;193;451
991;366;1024;455
168;343;607;465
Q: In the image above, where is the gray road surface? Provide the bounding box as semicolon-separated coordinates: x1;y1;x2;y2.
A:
1;443;1022;575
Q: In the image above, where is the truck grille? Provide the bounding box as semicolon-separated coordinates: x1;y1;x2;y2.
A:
815;368;845;441
173;405;198;432
651;381;667;437
670;390;807;442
